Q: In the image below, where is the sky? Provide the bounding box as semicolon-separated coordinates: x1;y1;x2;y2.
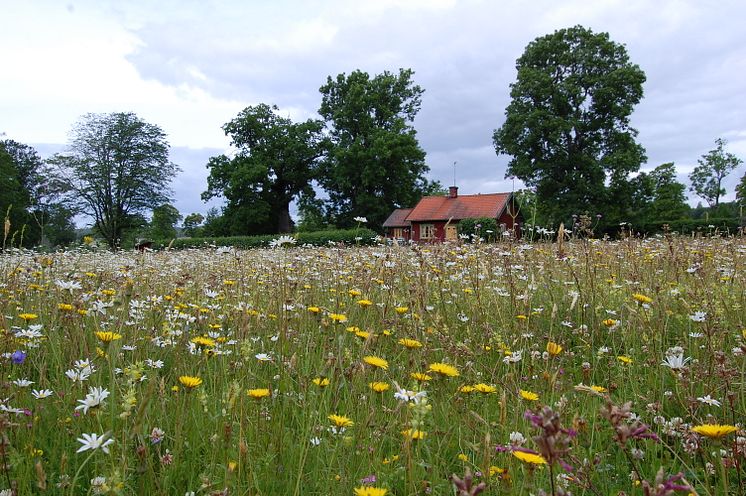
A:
2;0;746;222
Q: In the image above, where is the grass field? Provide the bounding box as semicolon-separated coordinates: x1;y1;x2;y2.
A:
0;236;744;495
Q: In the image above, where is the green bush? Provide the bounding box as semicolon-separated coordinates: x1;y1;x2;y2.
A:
628;217;741;235
457;217;499;242
152;228;380;250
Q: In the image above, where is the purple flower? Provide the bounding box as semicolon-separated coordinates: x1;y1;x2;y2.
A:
361;474;377;484
11;350;26;364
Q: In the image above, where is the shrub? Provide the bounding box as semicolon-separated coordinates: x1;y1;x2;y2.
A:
457;217;499;242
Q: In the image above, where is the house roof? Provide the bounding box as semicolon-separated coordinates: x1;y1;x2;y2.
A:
383;208;413;227
406;193;512;222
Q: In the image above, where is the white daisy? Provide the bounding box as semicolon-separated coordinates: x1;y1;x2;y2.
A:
76;432;114;454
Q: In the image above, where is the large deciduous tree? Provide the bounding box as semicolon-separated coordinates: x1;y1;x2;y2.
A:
689;138;742;208
493;25;646;226
318;68;437;228
202;104;324;234
52;112;178;248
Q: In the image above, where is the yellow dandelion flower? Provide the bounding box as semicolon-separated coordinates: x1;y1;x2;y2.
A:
395;307;408;314
382;329;392;336
516;314;528;320
401;429;426;440
101;289;116;296
328;414;354;428
223;279;236;286
691;424;738;438
178;376;203;389
632;293;653;304
473;383;497;394
348;289;362;297
58;303;74;311
590;385;607;393
369;382;390;393
77;309;88;316
247;388;271;399
354;486;388;496
519;390;539;401
457;453;469;462
354;330;371;340
428;362;459;377
356;299;373;307
95;331;122;343
18;313;39;322
398;338;423;349
362;356;388;370
329;313;348;323
411;372;432;382
602;319;617;327
546;341;563;356
191;336;216;347
617;355;633;364
308;306;321;314
312;377;330;387
459;385;475;393
512;450;547;465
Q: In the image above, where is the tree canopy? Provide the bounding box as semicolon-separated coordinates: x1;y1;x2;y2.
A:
493;25;646;226
203;104;324;235
689;138;743;208
317;68;438;228
51;112;178;248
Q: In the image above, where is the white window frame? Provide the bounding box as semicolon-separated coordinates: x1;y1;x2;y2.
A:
420;223;435;239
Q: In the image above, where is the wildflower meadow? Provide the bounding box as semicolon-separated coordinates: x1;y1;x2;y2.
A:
1;235;744;495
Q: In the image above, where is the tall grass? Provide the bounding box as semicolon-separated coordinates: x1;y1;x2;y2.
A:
0;235;743;495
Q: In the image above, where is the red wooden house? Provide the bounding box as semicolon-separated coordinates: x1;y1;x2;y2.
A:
384;187;521;242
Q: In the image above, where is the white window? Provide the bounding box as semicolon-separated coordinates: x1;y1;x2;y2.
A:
421;224;435;239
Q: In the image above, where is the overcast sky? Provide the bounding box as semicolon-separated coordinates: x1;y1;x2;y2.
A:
2;0;745;221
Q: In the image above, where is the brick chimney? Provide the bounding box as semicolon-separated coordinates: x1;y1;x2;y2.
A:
448;186;458;198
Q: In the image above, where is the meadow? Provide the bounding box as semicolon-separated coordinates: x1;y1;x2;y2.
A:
0;235;744;495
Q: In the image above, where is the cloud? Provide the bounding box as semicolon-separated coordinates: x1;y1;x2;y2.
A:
3;0;746;211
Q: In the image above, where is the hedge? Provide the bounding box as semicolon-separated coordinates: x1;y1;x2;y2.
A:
152;228;380;250
626;217;742;235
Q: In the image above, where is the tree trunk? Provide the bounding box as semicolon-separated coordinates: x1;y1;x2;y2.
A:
277;204;292;233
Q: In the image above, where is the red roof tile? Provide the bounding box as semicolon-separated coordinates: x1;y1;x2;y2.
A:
406;193;512;222
383;208;413;227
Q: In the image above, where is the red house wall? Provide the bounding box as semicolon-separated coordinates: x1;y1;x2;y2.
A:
411;221;448;242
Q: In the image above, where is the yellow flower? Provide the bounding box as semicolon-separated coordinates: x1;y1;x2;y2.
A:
58;303;74;311
632;293;653;304
602;319;617;327
328;414;354;428
356;299;373;307
369;382;390;393
519;390;539;401
428;362;459;377
457;453;469;462
18;313;39;322
411;372;432;382
223;279;236;286
617;355;633;364
473;383;497;394
691;424;738;438
191;336;216;347
312;377;330;387
590;385;607;393
95;331;122;343
459;385;475;394
398;338;423;349
247;388;271;399
329;313;348;323
489;466;507;477
307;306;321;314
546;341;563;356
401;429;426;440
395;307;408;314
178;376;203;389
512;450;547;465
101;289;116;296
353;486;388;496
354;330;371;340
362;356;388;370
348;289;362;297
